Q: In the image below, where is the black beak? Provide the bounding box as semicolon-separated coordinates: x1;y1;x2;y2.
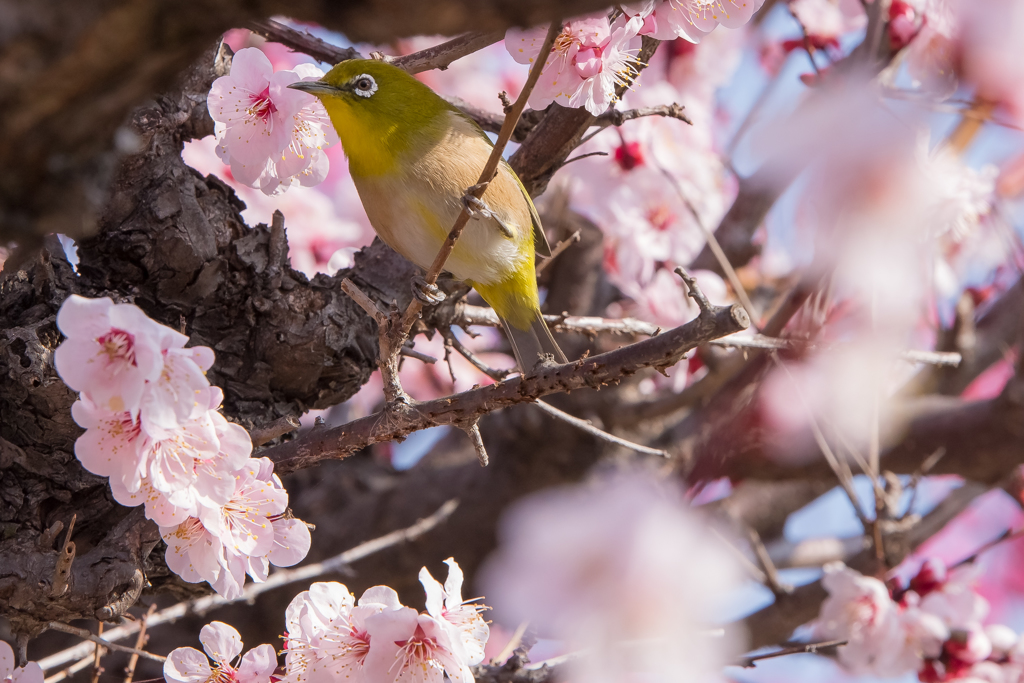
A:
287;81;340;96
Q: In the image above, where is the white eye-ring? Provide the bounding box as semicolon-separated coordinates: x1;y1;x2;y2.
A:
352;74;378;98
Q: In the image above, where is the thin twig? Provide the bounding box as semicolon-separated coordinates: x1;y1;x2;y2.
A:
491;622;530;665
463;423;489;466
44;654;96;683
38;500;460;673
594;102;691;128
747;526;793;596
664;172;761;328
713;527;769;585
44;623;165;663
375;32;504;74
400;345;438;364
89;622;104;683
562;150;609;165
733;639;848;668
901;448;946;521
770;353;872;529
340;278;387;325
443;329;512;381
533;400;669;457
123;603;157;683
578;102;692;146
250;20;501;76
458;304;661;337
248;19;360;64
536;230;580;275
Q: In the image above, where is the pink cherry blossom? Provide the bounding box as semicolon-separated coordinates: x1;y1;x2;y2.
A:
0;641;43;683
198;458;287;561
419;558;489;665
260;461;311;569
160;456;304;598
284;583;404;683
55;295;166;415
481;469;742;683
161;516;226;587
506;16;643;115
919;565;990;629
362;607;472;683
815;562;915;676
71;398;148;493
953;0;1024;125
625;0;767;43
788;0;866;39
164;621;276;683
284;582;357;683
208;47;337;196
139;345;216;433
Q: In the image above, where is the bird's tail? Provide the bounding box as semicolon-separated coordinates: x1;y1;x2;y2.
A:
501;309;567;376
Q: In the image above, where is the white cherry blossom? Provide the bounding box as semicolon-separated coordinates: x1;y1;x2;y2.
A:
164;621;276;683
419;558;489;665
362;607;472;683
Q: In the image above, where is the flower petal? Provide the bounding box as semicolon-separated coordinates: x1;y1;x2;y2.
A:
200;621;243;664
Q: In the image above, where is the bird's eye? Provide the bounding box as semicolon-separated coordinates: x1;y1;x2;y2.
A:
352;74;378;98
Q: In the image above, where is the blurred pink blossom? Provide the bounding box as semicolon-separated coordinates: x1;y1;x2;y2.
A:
788;0;866;39
481;469;743;683
164;621;276;683
814;562;949;676
953;0;1024;123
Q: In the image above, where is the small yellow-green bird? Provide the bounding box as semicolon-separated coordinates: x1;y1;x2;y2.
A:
289;59;566;374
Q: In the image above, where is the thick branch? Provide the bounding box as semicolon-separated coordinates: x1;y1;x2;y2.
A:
266;303;750;473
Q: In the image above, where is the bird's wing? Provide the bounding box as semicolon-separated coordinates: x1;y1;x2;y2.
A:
451;106;553;258
507;161;552;257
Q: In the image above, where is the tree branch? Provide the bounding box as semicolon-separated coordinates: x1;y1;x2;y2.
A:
266;302;750;474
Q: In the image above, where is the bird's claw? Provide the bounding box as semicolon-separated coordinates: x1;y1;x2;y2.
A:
412;275;446;305
460;192;514;238
461;193;493;219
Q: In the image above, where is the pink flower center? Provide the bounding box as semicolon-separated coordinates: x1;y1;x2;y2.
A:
574;46;605;78
173;516;206;541
553;29;577;56
208;663;239;683
247;87;278;123
97;329;137;368
393;625;440;671
646;205;675;231
849;594;882;627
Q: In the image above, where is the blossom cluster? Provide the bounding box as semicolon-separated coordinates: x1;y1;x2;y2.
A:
164;559;488;683
814;559;1024;682
54;295;310;598
505;0;763;115
209;47;338;196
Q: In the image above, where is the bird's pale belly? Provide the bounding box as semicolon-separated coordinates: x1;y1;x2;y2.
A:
352;172;526;287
